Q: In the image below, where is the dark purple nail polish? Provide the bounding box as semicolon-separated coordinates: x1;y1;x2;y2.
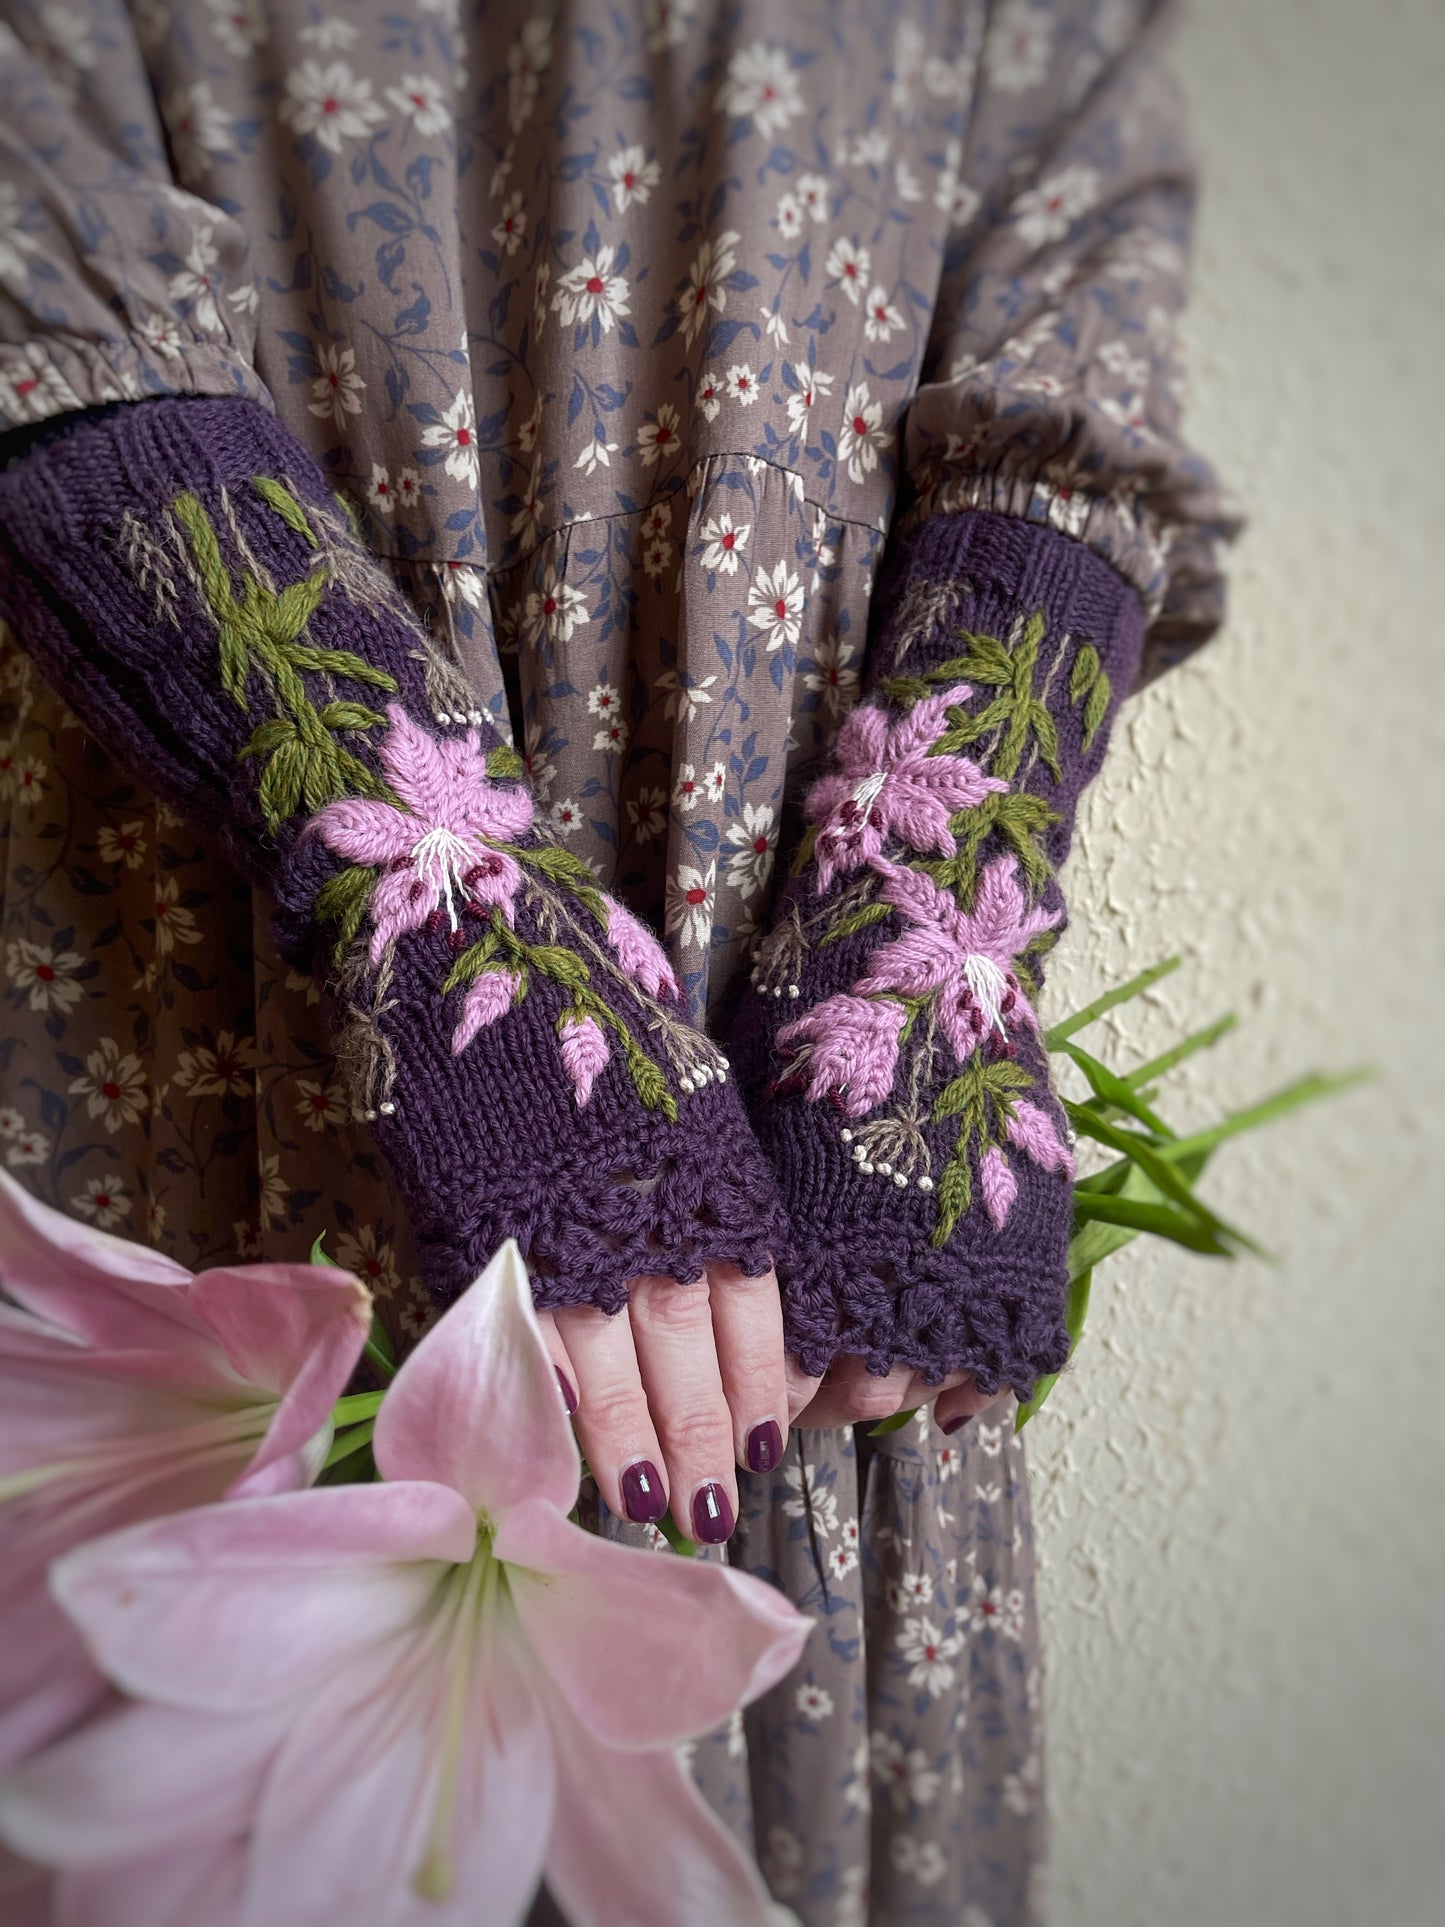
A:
940;1413;971;1436
746;1420;784;1475
691;1482;735;1545
555;1367;578;1416
620;1460;666;1526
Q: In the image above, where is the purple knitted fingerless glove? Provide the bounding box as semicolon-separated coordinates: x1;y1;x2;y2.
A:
0;397;784;1308
732;511;1144;1394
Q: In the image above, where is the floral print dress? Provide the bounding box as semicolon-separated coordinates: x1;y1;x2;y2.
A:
0;0;1232;1919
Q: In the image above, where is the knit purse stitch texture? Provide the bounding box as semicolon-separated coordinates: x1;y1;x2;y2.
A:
0;397;785;1310
731;511;1145;1393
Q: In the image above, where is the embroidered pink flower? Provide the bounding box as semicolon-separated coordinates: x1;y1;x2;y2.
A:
559;1013;609;1106
309;708;534;961
1005;1099;1075;1177
858;855;1061;1063
605;900;680;1001
776;992;906;1118
979;1144;1019;1228
805;688;1005;890
0;1170;370;1771
451;968;521;1055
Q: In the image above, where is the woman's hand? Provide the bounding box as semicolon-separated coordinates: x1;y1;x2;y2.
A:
788;1355;1001;1435
536;1263;804;1546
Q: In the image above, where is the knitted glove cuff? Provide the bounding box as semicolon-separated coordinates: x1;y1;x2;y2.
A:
733;510;1145;1391
0;397;785;1310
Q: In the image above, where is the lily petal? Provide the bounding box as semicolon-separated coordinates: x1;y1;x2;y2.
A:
374;1241;578;1519
60;1838;245;1927
306;795;416;868
539;1677;779;1927
51;1485;477;1714
498;1496;809;1747
240;1623;552;1927
188;1262;371;1497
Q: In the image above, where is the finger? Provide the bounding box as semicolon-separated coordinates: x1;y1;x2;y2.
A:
933;1378;1000;1435
627;1272;738;1546
533;1309;580;1420
794;1355;915;1430
706;1263;790;1475
784;1355;823;1426
553;1301;668;1530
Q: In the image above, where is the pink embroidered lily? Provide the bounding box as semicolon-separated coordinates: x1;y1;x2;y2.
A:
606;898;680;1001
806;686;1005;889
558;1012;609;1106
0;1170;371;1771
1005;1099;1076;1178
309;708;534;961
776;992;906;1118
451;967;521;1055
857;855;1061;1063
0;1243;809;1926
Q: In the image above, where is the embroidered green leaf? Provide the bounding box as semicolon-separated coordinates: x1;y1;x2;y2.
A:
1028;701;1062;781
1082;668;1111;749
818;899;892;947
283;642;398;691
933;694;1010;754
877;674;934;707
1069;643;1101;705
317;701;390;733
486;744;525;780
253;476;318;549
441;934;501;994
257;740;307;828
789;823;819;876
932;1149;974;1244
526;945;591;995
315;864;378;964
622;1035;678;1123
258;571;329;646
936;631;1014;685
520;844;599;890
240;717;300;760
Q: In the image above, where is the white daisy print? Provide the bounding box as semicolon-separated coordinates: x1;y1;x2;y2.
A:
795;1683;834;1723
677;230;740;347
641;534;671;579
5;939;86;1014
491;191;527;256
206;0;267;58
420;393;480;486
308;341;365;428
703;762;727;804
6;1129;50;1168
333;1224;401;1295
717;44;803;139
523;568;589;648
863;285;905;343
802;630;859;717
164;81;234;177
871;1732;942;1812
746;561;805;651
393;468;423;510
550;799;583;837
553;246;630;332
785;362;834;435
724;803;777;900
68;1039;148;1133
825;236;870;304
664;860;716;951
671;765;703;813
365;464;399;516
723;363;759;405
795;173;829;222
607;144;660;211
385;73;451;137
295;1078;348;1132
694;370;723;421
166;225;224;333
838;383;886;484
1011;164;1101;248
70;1177;132;1230
635;405;681;467
278;61;385;154
625;787;668;843
135;312;185;360
654;670;716;722
774;194;803;242
984;0;1054;94
896;1615;963;1697
586;677;623;722
698;514;750;574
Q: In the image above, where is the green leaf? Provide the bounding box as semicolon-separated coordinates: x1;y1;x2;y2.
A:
1069;644;1101;704
1123;1014;1239;1090
526;945;591;994
520;844;599;889
259;570;329;648
1082;669;1112;749
331;1390;386;1427
309;1231;334;1266
317;700;389;732
940;631;1013;683
1064;1103;1259;1254
1058;1039;1176;1137
869;1408;920;1435
254;476;319;548
877;674;934;706
1157;1069;1373;1166
1015;1269;1093;1430
1044;956;1182;1047
931;1149;974;1244
1029;701;1062;780
654;1513;698;1557
623;1035;678;1122
315;863;377;963
1071;1191;1236;1256
256;739;306;830
284;642;397;691
441;936;503;994
239;717;300;760
487;744;525;780
818;899;892;946
322;1418;376;1472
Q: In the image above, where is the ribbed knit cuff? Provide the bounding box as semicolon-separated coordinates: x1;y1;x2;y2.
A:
0;397;786;1311
733;510;1144;1391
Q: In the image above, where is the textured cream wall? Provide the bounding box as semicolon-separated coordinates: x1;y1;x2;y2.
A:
1030;3;1445;1923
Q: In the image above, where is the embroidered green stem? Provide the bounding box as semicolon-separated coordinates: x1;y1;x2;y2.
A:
930;1057;1033;1244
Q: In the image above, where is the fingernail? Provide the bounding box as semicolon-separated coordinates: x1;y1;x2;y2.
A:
555;1368;577;1416
620;1460;667;1526
940;1414;971;1436
691;1481;735;1544
746;1419;784;1474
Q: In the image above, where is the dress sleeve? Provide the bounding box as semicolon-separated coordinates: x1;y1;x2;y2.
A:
905;0;1238;684
0;1;268;425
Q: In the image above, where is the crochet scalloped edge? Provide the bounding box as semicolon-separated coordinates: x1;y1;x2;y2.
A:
777;1246;1072;1397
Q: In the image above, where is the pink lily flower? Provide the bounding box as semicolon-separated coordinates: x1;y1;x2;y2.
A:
558;1012;609;1106
309;707;535;961
806;686;1005;890
776;992;906;1119
606;898;681;1001
0;1243;809;1926
857;855;1061;1064
0;1171;371;1771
